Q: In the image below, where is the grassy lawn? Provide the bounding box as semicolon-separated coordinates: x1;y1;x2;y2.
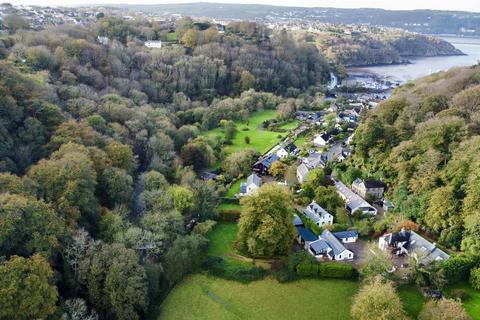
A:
202;110;285;155
397;284;425;318
446;282;480;319
207;222;239;257
158;275;359;320
278;119;300;130
295;136;308;147
218;202;241;211
166;32;177;41
225;180;242;198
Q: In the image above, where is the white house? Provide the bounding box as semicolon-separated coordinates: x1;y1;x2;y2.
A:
308;229;354;261
333;230;359;243
379;229;449;265
334;180;377;215
97;35;109;45
145;40;163;48
296;163;310;184
313;133;332;147
239;173;261;196
303;201;334;227
276;147;289;159
297;152;325;184
275;142;299;159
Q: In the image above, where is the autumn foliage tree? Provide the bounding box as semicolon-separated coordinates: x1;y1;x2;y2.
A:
0;254;58;319
237;183;295;257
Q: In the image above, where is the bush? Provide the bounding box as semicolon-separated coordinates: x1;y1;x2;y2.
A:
218;210;241;222
193;220;217;235
318;262;355;278
449;289;469;301
202;257;268;283
470;267;480;290
274;269;298;283
296;263;318;277
442;255;478;283
295;262;355;279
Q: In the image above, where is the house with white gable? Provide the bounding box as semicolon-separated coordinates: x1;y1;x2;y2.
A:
303;201;334;227
308;229;355;261
296;152;326;184
313;133;332;147
239;173;261;196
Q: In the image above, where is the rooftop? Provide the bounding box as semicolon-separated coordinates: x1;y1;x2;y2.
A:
320;229;348;256
333;230;359;239
296;227;318;242
335;180;376;214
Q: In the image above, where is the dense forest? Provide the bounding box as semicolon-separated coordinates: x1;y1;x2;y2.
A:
0;15;330;320
352;65;480;252
315;28;463;67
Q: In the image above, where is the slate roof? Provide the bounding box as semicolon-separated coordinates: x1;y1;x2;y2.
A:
297;163;310;180
333;230;359;239
284;142;298;154
310;239;332;255
334;180;377;215
296;227;318;242
303;201;332;224
409;231;450;262
363;180;386;189
321;229;348;256
254;153;280;168
246;173;261;187
293;214;304;227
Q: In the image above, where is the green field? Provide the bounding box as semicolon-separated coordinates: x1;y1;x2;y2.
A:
203;110;292;155
158;275;359;320
207;222;239;257
397;285;425;318
446;282;480;319
278;120;300;130
166;32;177;41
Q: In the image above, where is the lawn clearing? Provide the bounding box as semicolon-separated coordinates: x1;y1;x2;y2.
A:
225;180;242;198
278;119;300;130
397;284;425;318
217;202;241;211
202;110;285;155
207;222;238;257
295;135;308;147
166;32;177;41
446;282;480;319
157;275;359;320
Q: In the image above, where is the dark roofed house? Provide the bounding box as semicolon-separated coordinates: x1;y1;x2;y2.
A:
308;229;354;261
252;153;280;175
284;142;299;155
296;227;318;249
379;229;449;264
352;178;386;200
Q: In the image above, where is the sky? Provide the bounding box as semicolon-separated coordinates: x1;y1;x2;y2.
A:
7;0;480;12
